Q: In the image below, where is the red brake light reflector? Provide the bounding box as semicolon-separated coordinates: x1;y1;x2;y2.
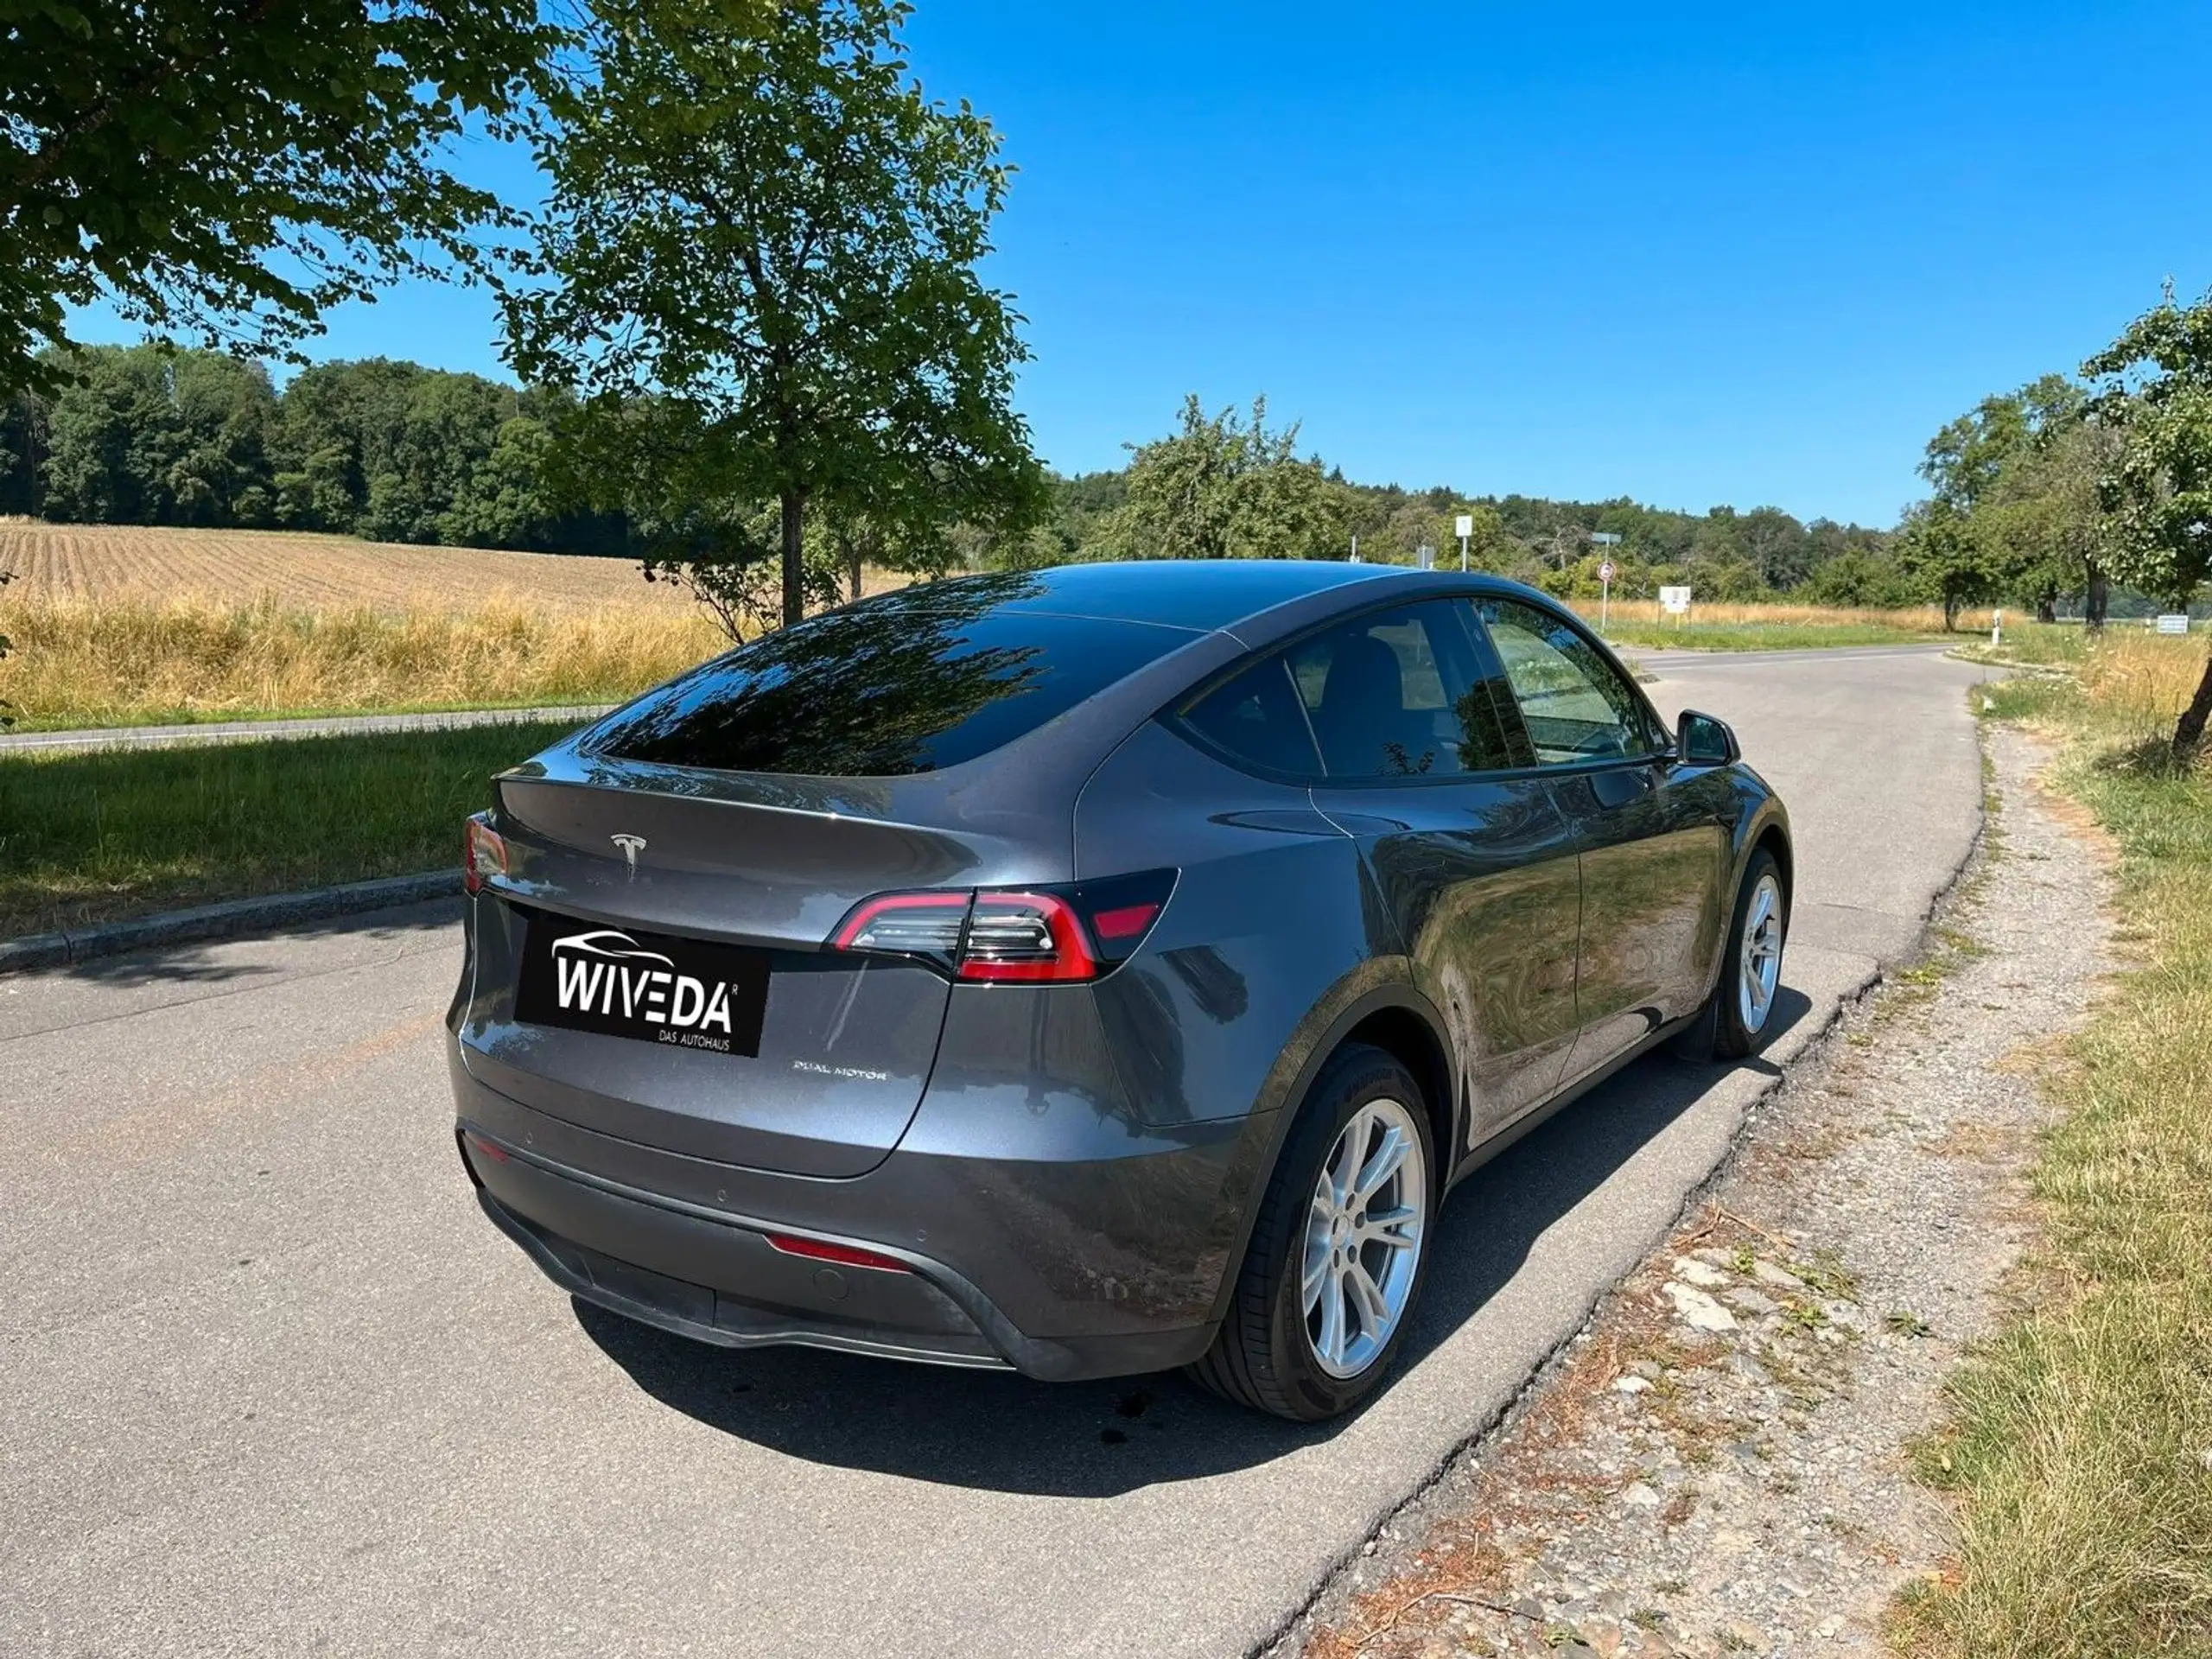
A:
1090;902;1161;941
765;1233;911;1273
464;814;509;894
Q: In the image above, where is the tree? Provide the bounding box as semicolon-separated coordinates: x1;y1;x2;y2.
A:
504;0;1044;630
0;1;575;402
2085;291;2212;756
1104;395;1351;562
1894;499;2006;628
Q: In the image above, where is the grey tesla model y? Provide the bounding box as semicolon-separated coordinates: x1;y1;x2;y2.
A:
449;561;1791;1420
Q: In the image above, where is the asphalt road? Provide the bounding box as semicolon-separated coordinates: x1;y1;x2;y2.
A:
0;646;1989;1659
0;704;618;754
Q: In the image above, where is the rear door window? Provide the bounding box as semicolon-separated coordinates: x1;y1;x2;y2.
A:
587;602;1193;777
1286;601;1516;779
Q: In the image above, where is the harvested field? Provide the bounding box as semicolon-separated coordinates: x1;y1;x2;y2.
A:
0;521;695;614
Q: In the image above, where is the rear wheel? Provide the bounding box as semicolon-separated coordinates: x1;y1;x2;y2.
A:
1189;1044;1434;1421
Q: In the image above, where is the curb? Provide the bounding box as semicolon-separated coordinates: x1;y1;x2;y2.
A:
0;870;460;976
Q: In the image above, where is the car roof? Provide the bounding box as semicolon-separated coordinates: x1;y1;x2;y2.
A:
890;559;1409;633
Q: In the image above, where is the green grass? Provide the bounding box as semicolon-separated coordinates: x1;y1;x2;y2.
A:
1896;662;2212;1656
0;721;576;938
1600;620;1949;651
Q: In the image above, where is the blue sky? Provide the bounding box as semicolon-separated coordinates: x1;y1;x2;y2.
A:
70;1;2212;526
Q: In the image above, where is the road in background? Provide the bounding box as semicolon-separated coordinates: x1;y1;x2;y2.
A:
0;704;615;754
0;647;1985;1658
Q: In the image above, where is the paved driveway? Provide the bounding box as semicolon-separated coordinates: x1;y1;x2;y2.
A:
0;646;1987;1658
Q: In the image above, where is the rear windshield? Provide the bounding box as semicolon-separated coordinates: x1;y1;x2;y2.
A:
584;601;1192;777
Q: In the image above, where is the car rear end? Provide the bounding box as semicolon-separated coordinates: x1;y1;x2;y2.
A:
448;582;1294;1379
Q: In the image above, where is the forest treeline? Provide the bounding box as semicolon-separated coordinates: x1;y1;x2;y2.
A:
2;346;1904;604
0;346;624;555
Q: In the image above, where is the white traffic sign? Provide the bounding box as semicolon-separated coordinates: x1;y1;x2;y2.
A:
1454;514;1474;539
2157;613;2190;635
1659;585;1693;616
1599;559;1617;584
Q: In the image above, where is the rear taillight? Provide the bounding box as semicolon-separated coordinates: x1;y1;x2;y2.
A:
463;813;509;895
828;869;1176;983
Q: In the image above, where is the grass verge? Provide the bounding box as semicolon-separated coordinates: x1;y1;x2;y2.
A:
0;721;576;938
1897;632;2212;1655
1600;620;1948;651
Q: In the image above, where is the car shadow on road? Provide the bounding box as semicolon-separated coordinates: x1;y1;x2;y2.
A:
575;985;1816;1498
42;899;459;987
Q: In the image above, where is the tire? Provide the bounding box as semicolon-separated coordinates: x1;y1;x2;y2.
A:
1678;846;1789;1061
1188;1043;1435;1421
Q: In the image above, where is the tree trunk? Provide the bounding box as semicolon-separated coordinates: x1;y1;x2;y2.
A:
2176;652;2212;762
848;535;863;604
779;487;806;627
2086;566;2109;634
2036;592;2056;624
1943;593;1961;632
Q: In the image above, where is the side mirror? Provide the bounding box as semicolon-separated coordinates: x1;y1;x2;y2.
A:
1677;709;1739;766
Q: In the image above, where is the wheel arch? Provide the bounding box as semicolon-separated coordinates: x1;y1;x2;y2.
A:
1206;980;1459;1325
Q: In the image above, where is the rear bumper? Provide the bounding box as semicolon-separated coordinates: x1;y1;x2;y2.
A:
453;1049;1268;1382
465;1138;1011;1370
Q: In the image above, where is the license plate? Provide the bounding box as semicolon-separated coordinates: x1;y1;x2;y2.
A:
514;909;770;1058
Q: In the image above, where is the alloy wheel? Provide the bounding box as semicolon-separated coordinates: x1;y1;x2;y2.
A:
1738;870;1785;1033
1302;1097;1427;1379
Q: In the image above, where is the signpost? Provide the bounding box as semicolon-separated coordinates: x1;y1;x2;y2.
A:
1416;543;1436;571
1659;585;1693;626
2158;613;2191;635
1591;532;1621;633
1454;513;1474;571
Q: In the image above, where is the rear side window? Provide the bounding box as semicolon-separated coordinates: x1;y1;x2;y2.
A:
1178;657;1323;776
587;604;1191;777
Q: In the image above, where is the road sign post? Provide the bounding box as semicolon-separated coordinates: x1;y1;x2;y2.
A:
1454;513;1473;572
1590;532;1622;634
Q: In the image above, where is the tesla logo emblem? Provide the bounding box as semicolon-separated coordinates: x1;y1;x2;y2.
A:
610;833;647;876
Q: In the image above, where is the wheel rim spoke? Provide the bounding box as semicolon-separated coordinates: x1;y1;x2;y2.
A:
1363;1205;1420;1247
1352;1125;1407;1205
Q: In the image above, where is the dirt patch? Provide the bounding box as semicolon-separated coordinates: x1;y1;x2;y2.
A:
1272;726;2113;1659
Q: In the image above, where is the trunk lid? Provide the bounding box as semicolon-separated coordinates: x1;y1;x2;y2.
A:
455;760;1059;1179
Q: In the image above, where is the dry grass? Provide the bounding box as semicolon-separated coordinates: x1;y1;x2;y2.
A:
1587;598;1996;632
1897;639;2212;1656
0;522;934;728
1;592;725;729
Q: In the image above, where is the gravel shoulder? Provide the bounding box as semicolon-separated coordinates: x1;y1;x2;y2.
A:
1274;724;2113;1659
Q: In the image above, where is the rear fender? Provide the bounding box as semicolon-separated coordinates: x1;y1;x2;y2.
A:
1201;974;1458;1325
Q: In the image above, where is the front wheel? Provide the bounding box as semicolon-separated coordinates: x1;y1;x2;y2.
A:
1188;1044;1434;1421
1672;846;1789;1061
